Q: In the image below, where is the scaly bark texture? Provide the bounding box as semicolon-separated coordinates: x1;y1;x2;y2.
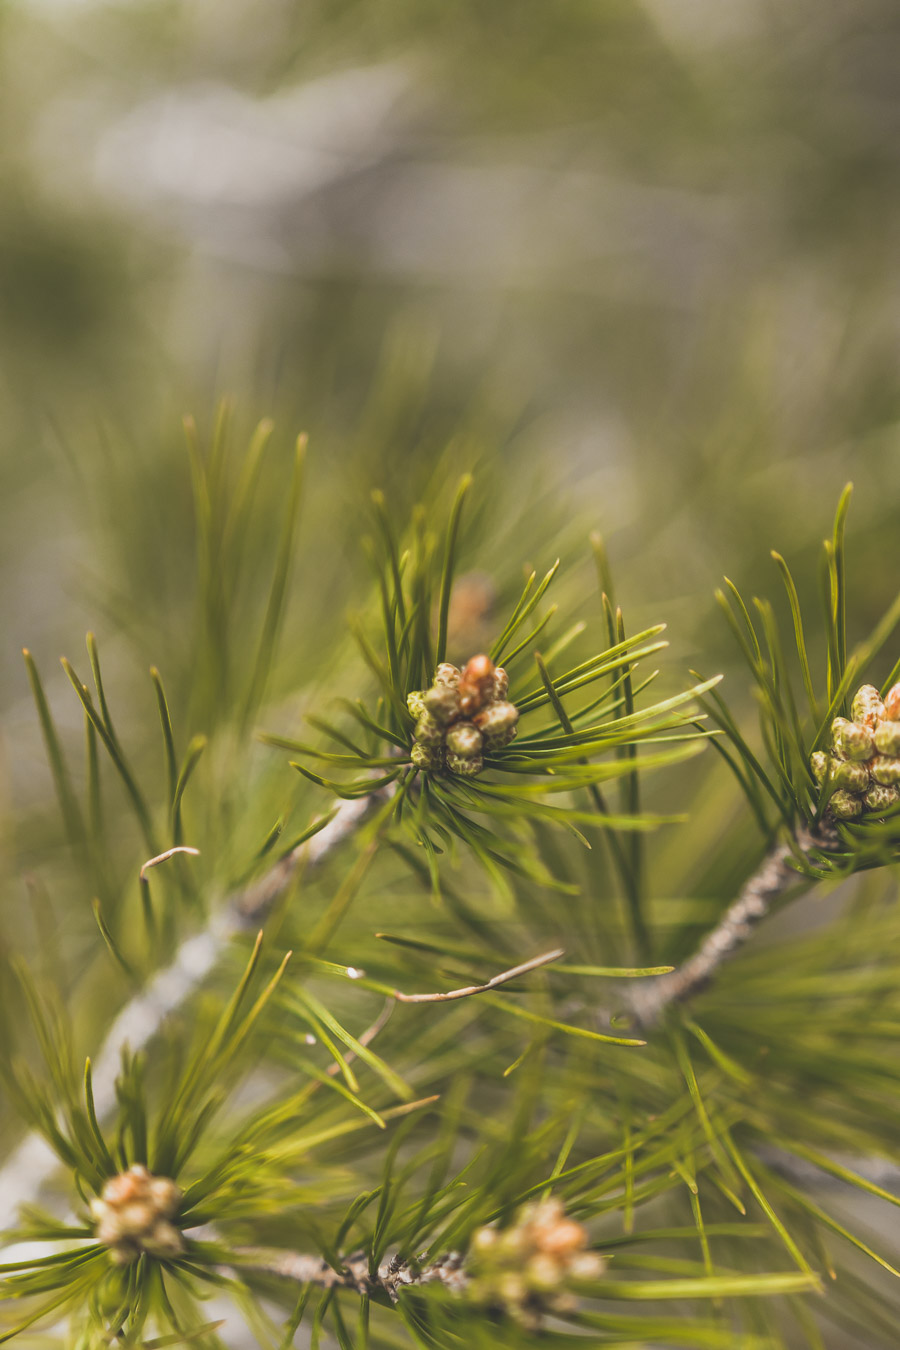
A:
231;1248;468;1302
625;824;839;1027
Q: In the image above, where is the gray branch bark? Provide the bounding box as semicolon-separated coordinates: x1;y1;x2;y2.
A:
229;1247;468;1302
624;823;839;1028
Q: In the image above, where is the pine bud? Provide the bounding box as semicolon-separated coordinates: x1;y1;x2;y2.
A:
498;1272;528;1304
446;722;483;760
407;690;425;720
864;783;900;814
568;1251;605;1280
815;680;900;820
874;721;900;756
473;700;519;750
115;1199;157;1238
497;1226;529;1260
409;655;520;777
415;712;444;747
147;1220;184;1259
472;1226;498;1253
534;1219;586;1258
809;751;830;784
885;683;900;721
423;682;461;724
831;759;869;793
852;684;885;728
467;1196;603;1323
412;742;442;771
871;756;900;786
829;790;863;819
831;717;875;761
458;654;496;715
90;1165;182;1265
526;1255;561;1291
445;750;484;777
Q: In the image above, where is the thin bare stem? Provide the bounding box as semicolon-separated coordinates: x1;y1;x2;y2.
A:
139;846;201;879
392;949;564;1003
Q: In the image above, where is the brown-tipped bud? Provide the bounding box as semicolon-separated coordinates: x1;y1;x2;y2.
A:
832;718;874;762
831;759;869;793
414;712;444;747
461;653;495;686
434;662;461;688
864;783;900;814
102;1164;150;1206
91;1165;182;1265
852;685;885;728
445;722;483;760
458;654;496;714
875;721;900;756
413;653;519;777
411;742;442;771
474;700;520;751
536;1219;587;1258
527;1197;564;1226
829;790;863;819
810;751;830;783
871;756;900;786
468;1195;603;1321
423;682;461;725
885;683;900;721
407;690;425;720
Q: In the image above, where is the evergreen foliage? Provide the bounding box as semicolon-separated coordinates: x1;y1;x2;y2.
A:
2;412;900;1350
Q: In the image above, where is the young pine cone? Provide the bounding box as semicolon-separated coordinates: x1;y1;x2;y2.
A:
467;1197;603;1326
811;682;900;820
90;1164;183;1265
408;655;518;777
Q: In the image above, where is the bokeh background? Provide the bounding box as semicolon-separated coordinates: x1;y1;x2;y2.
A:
4;0;900;693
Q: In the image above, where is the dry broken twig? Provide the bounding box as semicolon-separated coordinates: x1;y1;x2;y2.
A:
392;948;564;1003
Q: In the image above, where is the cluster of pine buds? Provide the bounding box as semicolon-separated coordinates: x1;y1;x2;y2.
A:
811;682;900;819
90;1164;183;1265
407;654;519;776
466;1197;604;1325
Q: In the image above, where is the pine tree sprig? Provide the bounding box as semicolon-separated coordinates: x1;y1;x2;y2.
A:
265;481;717;901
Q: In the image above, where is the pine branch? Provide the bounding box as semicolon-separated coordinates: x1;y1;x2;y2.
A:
0;794;373;1233
228;1246;468;1301
622;822;840;1028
